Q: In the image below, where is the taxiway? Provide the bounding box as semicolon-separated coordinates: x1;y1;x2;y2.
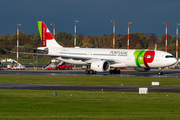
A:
0;84;180;93
0;69;180;93
0;69;180;77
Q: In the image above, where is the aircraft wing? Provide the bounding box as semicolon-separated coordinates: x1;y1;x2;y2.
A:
4;48;60;57
4;48;117;63
59;55;116;63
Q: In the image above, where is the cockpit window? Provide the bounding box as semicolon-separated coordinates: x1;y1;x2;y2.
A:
165;55;174;58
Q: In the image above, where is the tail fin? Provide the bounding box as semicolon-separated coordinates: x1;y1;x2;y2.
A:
37;21;63;48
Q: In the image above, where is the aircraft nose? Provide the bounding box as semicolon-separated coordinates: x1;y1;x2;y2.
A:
164;57;177;67
171;58;177;65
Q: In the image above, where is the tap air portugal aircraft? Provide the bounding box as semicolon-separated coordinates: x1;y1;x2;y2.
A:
36;21;177;75
10;21;177;75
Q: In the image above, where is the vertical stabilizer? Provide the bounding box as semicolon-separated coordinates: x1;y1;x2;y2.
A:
37;21;62;48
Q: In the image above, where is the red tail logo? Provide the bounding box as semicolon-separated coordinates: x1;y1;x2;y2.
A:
42;22;54;47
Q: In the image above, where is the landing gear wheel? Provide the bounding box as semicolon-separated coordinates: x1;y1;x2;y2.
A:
159;71;163;75
89;70;93;74
109;69;121;74
117;70;121;74
85;70;97;74
85;70;89;74
113;70;117;74
158;67;163;75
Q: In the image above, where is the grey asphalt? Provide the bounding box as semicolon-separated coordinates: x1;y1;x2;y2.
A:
0;84;180;93
0;69;180;93
0;69;180;77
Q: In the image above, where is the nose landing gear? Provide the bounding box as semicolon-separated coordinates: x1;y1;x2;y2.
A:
159;68;163;75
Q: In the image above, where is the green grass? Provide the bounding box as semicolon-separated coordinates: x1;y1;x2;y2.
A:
1;75;180;119
0;89;180;120
0;74;180;87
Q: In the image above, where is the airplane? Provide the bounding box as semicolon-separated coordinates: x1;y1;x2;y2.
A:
6;21;177;75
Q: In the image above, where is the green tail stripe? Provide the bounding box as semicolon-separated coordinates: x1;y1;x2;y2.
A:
37;21;42;41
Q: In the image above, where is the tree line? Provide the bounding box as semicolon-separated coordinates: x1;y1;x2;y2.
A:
0;32;179;58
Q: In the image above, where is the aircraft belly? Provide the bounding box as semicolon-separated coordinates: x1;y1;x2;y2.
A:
120;58;135;67
110;63;128;68
111;58;135;68
150;60;174;68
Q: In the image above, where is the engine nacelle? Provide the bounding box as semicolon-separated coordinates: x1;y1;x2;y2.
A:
134;67;150;72
91;61;110;72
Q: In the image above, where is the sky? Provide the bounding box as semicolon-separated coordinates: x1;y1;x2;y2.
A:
1;0;180;38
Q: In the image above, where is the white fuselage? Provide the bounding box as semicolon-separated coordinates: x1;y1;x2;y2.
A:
47;47;177;68
36;21;177;73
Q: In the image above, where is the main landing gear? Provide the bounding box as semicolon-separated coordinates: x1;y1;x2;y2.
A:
158;68;163;75
85;70;97;74
109;68;121;74
85;65;97;74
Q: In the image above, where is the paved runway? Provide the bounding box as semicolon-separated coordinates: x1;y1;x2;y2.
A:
0;84;180;93
0;69;180;93
0;69;180;77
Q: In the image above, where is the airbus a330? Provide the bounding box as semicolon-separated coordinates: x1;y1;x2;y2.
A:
7;21;177;75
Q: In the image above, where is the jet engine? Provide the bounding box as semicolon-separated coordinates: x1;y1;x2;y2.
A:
134;67;150;72
91;61;110;72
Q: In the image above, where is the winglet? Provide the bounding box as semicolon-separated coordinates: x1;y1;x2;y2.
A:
154;44;157;51
3;48;13;54
3;48;6;52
